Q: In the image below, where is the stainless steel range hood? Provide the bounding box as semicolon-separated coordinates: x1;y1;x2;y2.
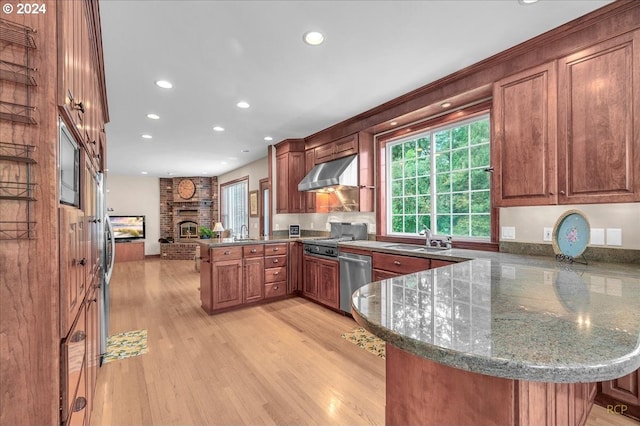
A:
298;154;358;192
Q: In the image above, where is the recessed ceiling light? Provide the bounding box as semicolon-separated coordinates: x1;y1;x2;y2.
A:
221;161;228;165
213;126;225;132
264;136;273;141
141;134;152;139
441;102;452;108
303;31;324;46
146;113;160;120
236;101;250;109
141;171;148;175
202;171;208;175
518;0;539;4
155;80;173;89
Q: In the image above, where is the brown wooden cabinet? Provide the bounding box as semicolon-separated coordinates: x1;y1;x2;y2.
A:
265;243;288;299
288;241;303;294
314;133;358;164
372;252;431;280
114;241;145;262
303;254;339;309
243;245;264;304
493;30;640;207
596;368;640;422
275;139;305;213
493;61;558;207
60;206;87;338
85;277;101;426
557;30;640;204
304;149;316;212
211;247;243;311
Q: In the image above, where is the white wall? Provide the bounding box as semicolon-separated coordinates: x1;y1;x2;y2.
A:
500;203;640;249
217;156;268;238
106;175;161;255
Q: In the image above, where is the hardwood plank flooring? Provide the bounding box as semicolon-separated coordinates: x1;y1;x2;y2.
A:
91;259;638;426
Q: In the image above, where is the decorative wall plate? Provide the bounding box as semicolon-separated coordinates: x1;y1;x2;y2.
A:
552;209;590;258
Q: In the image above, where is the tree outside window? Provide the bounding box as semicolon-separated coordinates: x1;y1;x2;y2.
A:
387;114;491;239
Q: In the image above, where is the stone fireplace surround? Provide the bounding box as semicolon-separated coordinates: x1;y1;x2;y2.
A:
159;177;219;260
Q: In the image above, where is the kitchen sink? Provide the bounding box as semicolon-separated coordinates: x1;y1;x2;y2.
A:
383;244;450;252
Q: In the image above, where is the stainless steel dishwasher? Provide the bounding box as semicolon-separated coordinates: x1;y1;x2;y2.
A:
338;251;372;314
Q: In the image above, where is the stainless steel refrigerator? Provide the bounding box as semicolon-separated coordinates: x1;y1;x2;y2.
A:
97;172;115;360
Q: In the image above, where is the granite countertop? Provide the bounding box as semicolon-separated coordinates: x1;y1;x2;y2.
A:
198;236;320;247
345;240;640;383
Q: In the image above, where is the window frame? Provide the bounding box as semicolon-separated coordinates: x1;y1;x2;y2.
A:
220;176;249;238
375;102;499;250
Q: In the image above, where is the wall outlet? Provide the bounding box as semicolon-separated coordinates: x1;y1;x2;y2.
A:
501;226;516;240
543;227;553;242
606;228;622;246
275;224;280;231
590;228;605;245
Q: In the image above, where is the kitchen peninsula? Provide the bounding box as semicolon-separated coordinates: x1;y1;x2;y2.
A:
349;247;640;426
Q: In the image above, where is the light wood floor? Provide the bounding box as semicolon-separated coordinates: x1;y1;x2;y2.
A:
91;259;638;426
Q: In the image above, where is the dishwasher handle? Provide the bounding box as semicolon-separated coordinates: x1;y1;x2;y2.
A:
338;255;371;265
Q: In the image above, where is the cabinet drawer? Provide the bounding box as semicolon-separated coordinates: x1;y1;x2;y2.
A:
212;246;242;260
265;255;287;268
265;282;286;299
264;243;287;256
243;244;264;257
265;266;287;283
372;252;430;274
61;307;86;423
333;134;358;159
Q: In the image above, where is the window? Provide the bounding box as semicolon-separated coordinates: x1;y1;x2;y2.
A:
220;178;248;237
386;114;491;240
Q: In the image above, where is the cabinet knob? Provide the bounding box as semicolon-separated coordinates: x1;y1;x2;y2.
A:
78;258;87;266
274;271;279;275
273;248;279;252
273;259;278;263
74;101;85;113
73;397;87;412
274;286;278;290
250;249;257;253
394;261;401;265
559;190;566;195
224;251;231;255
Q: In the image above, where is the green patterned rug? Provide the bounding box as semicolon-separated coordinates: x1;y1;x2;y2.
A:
341;327;386;359
103;329;148;363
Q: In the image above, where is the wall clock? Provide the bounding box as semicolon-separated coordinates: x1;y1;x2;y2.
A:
177;178;196;200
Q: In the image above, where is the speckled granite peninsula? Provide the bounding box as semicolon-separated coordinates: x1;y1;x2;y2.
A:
347;245;640;425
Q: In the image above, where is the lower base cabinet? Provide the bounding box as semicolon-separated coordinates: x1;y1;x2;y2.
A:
212;247;244;311
303;254;339;310
595;369;640;422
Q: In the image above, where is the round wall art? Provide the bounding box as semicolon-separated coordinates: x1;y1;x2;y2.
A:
552;209;590;259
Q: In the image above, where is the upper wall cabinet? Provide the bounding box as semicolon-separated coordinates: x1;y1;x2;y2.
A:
557;30;640;204
313;133;359;164
493;62;558;207
493;30;640;206
275;139;305;214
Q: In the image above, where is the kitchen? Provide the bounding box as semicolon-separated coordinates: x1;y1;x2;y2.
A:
1;1;639;426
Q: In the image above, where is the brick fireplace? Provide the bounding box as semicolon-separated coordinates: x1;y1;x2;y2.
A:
159;177;219;259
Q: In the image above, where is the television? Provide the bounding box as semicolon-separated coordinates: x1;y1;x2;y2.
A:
110;215;145;241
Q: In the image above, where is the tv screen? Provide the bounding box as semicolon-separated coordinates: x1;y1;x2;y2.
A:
110;215;145;240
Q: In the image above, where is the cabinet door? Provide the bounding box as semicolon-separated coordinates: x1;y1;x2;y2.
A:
314;144;334;163
212;259;243;310
288;151;305;213
288;242;302;294
493;62;557;206
276;154;288;213
85;281;100;424
558;31;640;204
333;134;358;160
373;269;400;281
200;249;213;312
60;207;83;336
305;149;316;212
317;258;339;310
303;255;319;299
597;369;640;421
244;257;264;303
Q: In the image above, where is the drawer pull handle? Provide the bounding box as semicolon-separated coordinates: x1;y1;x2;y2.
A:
73;397;87;412
274;271;279;275
224;251;231;255
394;261;401;265
273;259;278;263
71;330;86;343
273;286;278;290
273;248;279;251
250;249;257;253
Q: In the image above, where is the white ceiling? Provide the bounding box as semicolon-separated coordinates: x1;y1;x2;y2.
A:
100;0;611;178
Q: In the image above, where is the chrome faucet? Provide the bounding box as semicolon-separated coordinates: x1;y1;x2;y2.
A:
239;224;248;239
420;226;433;246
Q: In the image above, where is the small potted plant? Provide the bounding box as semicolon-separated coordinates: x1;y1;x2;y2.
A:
199;226;214;239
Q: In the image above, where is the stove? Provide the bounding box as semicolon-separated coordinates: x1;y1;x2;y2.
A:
303;222;367;259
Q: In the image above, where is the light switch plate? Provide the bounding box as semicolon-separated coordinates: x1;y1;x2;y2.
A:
501;226;516;240
590;228;605;245
606;228;622;246
543;227;553;242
